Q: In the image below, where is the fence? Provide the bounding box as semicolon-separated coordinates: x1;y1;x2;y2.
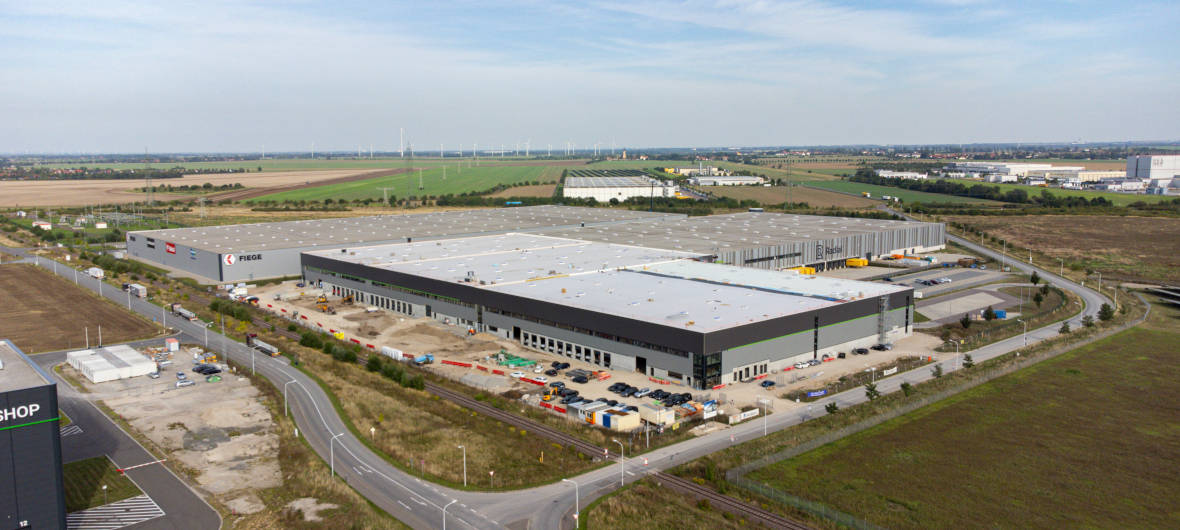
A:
727;292;1149;527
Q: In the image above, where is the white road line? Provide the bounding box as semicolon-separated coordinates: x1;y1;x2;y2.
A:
398;500;412;510
66;495;164;530
60;424;84;437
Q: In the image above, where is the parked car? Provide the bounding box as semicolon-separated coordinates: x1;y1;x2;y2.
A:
571;375;589;384
853;348;870;355
533;365;545;373
760;380;776;389
608;382;626;392
545;369;559;376
148;372;160;379
206;375;222;383
837;352;847;359
551;361;562;368
634;388;652;398
794;362;809;369
607;400;618;407
557;362;571;370
872;343;894;351
549;381;565;389
510;371;525;379
807;359;822;367
534;376;548;384
176;371;187;379
625;405;639;412
175;380;195;388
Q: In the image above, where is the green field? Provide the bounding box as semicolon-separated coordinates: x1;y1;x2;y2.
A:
251;164;561;202
801;180;1003;204
747;301;1180;529
959;180;1174;206
63;456;143;512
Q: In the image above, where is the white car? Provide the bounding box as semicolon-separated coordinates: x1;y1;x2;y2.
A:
510;371;525;379
794;362;810;369
534;376;548;384
533;365;545;373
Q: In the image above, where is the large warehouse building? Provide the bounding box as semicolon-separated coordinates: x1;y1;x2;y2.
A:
301;234;913;389
562;175;678;202
0;340;67;528
127;206;944;282
126;207;682;283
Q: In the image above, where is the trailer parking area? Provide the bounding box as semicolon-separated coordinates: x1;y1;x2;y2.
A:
0;263;160;353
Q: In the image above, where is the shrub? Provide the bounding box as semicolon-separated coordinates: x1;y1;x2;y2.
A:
1082;315;1095;327
865;383;881;401
1059;321;1071;334
900;382;913;396
963;354;975;368
960;313;972;329
1098;303;1114;321
932;364;944;378
825;402;839;414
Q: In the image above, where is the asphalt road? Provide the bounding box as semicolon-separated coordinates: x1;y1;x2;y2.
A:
10;236;1109;529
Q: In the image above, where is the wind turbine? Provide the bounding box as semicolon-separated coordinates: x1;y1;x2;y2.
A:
525;139;531;158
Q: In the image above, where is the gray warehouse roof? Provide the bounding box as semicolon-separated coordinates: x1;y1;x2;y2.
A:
537;212;941;253
0;339;52;392
564;176;660;188
130;206;682;254
307;234;904;333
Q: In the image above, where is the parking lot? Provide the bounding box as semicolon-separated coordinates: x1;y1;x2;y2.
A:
892;267;1008;297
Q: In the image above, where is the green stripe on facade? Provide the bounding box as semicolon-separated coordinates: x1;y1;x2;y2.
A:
0;416;61;432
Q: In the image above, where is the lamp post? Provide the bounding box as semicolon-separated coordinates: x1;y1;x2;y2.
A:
1018;319;1028;347
284;379;297;417
443;499;457;530
945;340;960;369
457;445;467;487
330;432;345;478
1058;258;1064;278
611;439;625;487
562;478;580;522
102;484;107;505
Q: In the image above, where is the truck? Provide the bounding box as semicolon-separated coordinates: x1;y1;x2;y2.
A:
128;283;147;298
170;303;198;321
245;333;281;357
413;353;435;365
86;267;104;279
380;346;407;361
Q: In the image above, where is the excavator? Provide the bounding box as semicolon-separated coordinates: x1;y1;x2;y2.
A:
341;295;354;305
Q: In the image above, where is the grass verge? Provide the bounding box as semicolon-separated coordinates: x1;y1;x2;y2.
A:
62;456;142;512
581;477;765;530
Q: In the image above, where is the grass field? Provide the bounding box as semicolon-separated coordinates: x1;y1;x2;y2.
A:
945;215;1180;283
0;264;160;352
62;456;143;512
746;299;1180;529
802;180;1003;205
31;157;584;172
583;478;759;529
701;185;876;208
250;165;561;202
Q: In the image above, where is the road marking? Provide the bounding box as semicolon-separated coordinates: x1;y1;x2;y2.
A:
412;498;427;506
60;424;84;437
66;494;164;529
398;501;412;511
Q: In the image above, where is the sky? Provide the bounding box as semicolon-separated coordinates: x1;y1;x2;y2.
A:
2;0;1178;153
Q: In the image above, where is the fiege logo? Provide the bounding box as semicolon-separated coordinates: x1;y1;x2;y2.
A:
166;242;176;254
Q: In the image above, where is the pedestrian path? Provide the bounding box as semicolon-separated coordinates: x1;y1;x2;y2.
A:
66;495;164;530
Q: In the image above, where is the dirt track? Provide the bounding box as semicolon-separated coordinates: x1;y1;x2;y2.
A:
0;263;160;352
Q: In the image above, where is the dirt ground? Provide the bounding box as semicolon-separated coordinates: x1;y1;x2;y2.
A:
62;345;280;513
0;263;160;352
944;214;1180;283
701;185;876;208
207;168;408;202
0;169;386;207
255;281;947;414
487;184;556;198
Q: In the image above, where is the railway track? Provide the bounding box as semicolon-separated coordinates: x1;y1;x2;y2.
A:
654;471;813;530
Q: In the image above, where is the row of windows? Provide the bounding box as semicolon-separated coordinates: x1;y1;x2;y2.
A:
330;284;415;317
522;331;613;368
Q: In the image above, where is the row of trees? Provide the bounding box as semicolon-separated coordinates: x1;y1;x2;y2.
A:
851;169;1115;207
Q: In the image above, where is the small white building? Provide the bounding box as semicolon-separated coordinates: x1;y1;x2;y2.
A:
665;165;731;177
1093;179;1146;192
985;174;1019;183
15;211;27;218
94;221;108;229
1126;155;1180;181
32;221;52;230
563;176;676;202
66;345;156;383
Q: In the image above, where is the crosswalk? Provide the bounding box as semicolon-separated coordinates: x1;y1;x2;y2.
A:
66;495;164;530
60;424;84;437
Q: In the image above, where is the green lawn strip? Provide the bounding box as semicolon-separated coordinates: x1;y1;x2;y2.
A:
59;408;71;427
62;456;143;512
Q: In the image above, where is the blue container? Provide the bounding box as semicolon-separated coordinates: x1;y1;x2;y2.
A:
995;310;1007;319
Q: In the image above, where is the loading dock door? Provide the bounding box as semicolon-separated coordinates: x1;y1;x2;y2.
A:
513;326;521;340
636;356;647;374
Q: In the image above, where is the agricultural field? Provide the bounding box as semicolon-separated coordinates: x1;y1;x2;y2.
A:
29;157;586;172
802;180;1003;205
701;185;876;208
250;165;562;202
62;456;143;512
0;169;383;207
486;184;556;198
0;263;160;352
583;478;759;529
944;215;1180;283
746;298;1180;529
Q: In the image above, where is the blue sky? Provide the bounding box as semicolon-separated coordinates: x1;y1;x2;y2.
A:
2;0;1178;152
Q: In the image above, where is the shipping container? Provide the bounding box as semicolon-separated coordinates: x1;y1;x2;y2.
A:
128;283;147;298
86;267;104;279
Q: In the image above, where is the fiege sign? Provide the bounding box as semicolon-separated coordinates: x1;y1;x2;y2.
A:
165;242;176;254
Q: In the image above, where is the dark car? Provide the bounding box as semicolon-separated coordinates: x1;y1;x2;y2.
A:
872;343;894;351
607;400;619;406
608;382;626;392
625;405;639;412
571;375;589;384
545;369;558;376
551;361;562;368
760;380;776;389
558;362;571;370
837;352;847;359
853;348;869;355
549;381;565;389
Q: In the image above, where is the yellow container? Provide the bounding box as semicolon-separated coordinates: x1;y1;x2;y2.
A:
846;258;868;267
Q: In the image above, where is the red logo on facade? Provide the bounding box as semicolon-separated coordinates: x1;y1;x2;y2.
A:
165;242;176;254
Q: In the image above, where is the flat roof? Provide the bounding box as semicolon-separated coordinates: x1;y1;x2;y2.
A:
0;339;52;392
564;176;660;188
537;211;941;253
130;206;681;254
308;233;904;333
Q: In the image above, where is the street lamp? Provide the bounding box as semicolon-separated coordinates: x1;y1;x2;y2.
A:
330;432;345;478
457;445;467;487
284;379;297;417
945;340;960;369
611;439;625;487
562;478;580;522
443;499;457;530
101;484;107;505
1058;258;1064;278
1018;319;1028;347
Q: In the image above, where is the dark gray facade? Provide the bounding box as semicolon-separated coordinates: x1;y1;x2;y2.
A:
301;254;913;389
0;341;66;529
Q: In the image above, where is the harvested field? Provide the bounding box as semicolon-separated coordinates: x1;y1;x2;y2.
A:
486;184;556;198
206;168;408;201
945;215;1180;283
747;300;1180;530
702;185;875;208
0;169;388;207
0;264;160;352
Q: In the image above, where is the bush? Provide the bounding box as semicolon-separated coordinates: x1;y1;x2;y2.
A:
963;354;975;368
1098;303;1114;322
865;383;881;401
900;382;913;396
1030;271;1041;285
825;402;839;414
932;364;944;378
287;323;298;332
1082;315;1095;328
1059;321;1071;334
366;356;382;372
